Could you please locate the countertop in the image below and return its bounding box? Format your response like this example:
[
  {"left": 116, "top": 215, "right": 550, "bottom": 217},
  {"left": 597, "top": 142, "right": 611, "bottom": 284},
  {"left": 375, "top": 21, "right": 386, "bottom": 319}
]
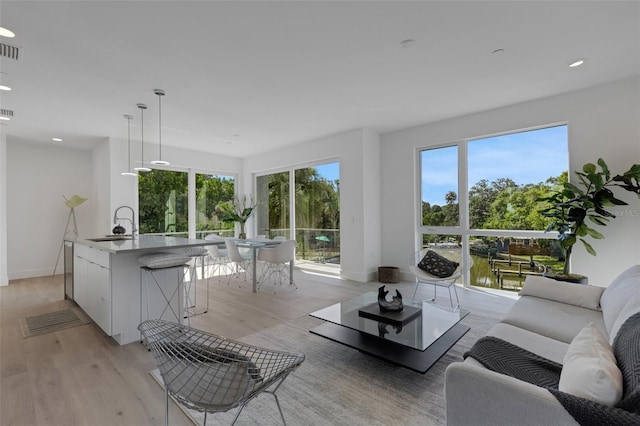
[{"left": 70, "top": 235, "right": 217, "bottom": 254}]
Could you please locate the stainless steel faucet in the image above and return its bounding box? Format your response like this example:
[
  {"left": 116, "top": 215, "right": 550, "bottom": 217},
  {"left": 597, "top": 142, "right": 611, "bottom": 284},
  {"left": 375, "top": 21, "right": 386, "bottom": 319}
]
[{"left": 114, "top": 205, "right": 138, "bottom": 239}]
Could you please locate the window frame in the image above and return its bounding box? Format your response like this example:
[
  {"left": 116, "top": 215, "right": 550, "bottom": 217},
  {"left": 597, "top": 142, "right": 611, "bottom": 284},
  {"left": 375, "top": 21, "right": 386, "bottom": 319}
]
[
  {"left": 416, "top": 123, "right": 568, "bottom": 287},
  {"left": 254, "top": 158, "right": 340, "bottom": 261},
  {"left": 138, "top": 165, "right": 238, "bottom": 239}
]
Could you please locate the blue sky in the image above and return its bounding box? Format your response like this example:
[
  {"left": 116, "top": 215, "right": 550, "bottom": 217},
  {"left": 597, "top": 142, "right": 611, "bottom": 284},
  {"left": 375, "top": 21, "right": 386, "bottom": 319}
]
[
  {"left": 421, "top": 125, "right": 568, "bottom": 205},
  {"left": 316, "top": 162, "right": 340, "bottom": 182}
]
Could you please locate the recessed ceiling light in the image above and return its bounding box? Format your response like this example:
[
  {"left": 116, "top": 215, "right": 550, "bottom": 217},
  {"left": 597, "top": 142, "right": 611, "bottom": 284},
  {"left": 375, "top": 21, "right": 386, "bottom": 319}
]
[
  {"left": 0, "top": 27, "right": 15, "bottom": 38},
  {"left": 52, "top": 137, "right": 63, "bottom": 142},
  {"left": 0, "top": 116, "right": 10, "bottom": 121},
  {"left": 569, "top": 59, "right": 585, "bottom": 68},
  {"left": 399, "top": 39, "right": 416, "bottom": 49},
  {"left": 0, "top": 85, "right": 10, "bottom": 91}
]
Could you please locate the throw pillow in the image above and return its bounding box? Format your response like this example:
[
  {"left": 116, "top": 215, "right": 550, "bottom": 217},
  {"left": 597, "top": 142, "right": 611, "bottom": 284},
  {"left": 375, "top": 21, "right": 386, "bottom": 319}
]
[
  {"left": 518, "top": 276, "right": 604, "bottom": 311},
  {"left": 417, "top": 250, "right": 459, "bottom": 278},
  {"left": 559, "top": 323, "right": 623, "bottom": 406}
]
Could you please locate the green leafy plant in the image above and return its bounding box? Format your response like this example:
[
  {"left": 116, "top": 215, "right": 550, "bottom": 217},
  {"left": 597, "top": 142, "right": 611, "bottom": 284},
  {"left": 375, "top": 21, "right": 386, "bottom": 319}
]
[
  {"left": 215, "top": 195, "right": 257, "bottom": 238},
  {"left": 538, "top": 159, "right": 640, "bottom": 276}
]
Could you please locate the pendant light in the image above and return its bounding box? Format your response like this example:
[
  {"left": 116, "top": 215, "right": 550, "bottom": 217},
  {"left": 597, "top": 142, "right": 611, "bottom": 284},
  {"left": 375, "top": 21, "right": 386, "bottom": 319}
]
[
  {"left": 150, "top": 89, "right": 169, "bottom": 165},
  {"left": 134, "top": 103, "right": 151, "bottom": 172},
  {"left": 121, "top": 114, "right": 137, "bottom": 176}
]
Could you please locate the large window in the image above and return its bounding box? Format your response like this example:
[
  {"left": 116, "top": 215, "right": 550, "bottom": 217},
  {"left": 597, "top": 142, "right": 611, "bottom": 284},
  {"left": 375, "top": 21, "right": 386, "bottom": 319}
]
[
  {"left": 256, "top": 162, "right": 340, "bottom": 264},
  {"left": 139, "top": 169, "right": 188, "bottom": 236},
  {"left": 421, "top": 146, "right": 459, "bottom": 227},
  {"left": 420, "top": 125, "right": 568, "bottom": 290},
  {"left": 195, "top": 173, "right": 235, "bottom": 238},
  {"left": 468, "top": 126, "right": 568, "bottom": 231},
  {"left": 139, "top": 169, "right": 236, "bottom": 238}
]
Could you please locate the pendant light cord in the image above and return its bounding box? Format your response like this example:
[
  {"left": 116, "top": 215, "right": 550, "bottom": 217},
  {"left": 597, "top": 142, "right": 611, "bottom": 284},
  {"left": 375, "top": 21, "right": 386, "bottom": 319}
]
[
  {"left": 127, "top": 116, "right": 131, "bottom": 170},
  {"left": 135, "top": 103, "right": 148, "bottom": 171},
  {"left": 152, "top": 89, "right": 167, "bottom": 165}
]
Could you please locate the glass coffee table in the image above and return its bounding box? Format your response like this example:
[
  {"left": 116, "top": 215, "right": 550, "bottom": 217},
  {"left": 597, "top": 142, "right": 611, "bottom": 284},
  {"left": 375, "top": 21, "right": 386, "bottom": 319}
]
[{"left": 309, "top": 292, "right": 470, "bottom": 373}]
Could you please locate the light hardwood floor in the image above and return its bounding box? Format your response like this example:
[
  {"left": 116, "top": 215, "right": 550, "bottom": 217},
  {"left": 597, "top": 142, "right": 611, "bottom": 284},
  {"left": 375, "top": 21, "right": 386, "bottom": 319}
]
[{"left": 0, "top": 268, "right": 516, "bottom": 426}]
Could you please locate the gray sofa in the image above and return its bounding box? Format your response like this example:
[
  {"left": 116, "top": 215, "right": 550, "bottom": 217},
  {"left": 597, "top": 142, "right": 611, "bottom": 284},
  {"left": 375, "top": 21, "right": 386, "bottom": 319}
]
[{"left": 445, "top": 264, "right": 640, "bottom": 426}]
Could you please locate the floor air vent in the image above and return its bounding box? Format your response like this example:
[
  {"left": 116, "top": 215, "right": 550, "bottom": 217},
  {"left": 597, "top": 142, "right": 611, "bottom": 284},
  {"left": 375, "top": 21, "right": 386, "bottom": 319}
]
[{"left": 0, "top": 42, "right": 22, "bottom": 61}]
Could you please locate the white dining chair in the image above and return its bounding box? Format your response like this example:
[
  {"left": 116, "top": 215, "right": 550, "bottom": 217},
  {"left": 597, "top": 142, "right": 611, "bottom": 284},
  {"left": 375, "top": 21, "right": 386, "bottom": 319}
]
[
  {"left": 225, "top": 238, "right": 253, "bottom": 285},
  {"left": 204, "top": 235, "right": 230, "bottom": 282},
  {"left": 257, "top": 240, "right": 297, "bottom": 291}
]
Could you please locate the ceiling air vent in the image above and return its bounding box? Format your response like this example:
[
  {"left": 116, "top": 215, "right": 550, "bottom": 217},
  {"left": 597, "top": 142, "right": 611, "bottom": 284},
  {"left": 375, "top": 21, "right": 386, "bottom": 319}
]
[
  {"left": 1, "top": 109, "right": 14, "bottom": 118},
  {"left": 0, "top": 42, "right": 22, "bottom": 61}
]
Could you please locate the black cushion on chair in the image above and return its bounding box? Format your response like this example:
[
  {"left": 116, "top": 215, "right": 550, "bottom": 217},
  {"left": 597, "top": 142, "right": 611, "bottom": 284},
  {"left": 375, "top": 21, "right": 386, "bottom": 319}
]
[{"left": 417, "top": 250, "right": 459, "bottom": 278}]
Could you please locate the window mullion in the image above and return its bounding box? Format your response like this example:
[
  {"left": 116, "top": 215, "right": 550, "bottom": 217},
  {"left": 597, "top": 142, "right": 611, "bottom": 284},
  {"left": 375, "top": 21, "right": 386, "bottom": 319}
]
[{"left": 188, "top": 169, "right": 195, "bottom": 239}]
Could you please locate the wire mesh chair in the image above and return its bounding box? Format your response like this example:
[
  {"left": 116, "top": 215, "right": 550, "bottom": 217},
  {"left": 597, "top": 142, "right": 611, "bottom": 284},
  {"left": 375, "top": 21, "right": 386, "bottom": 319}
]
[
  {"left": 408, "top": 246, "right": 473, "bottom": 308},
  {"left": 139, "top": 319, "right": 305, "bottom": 426}
]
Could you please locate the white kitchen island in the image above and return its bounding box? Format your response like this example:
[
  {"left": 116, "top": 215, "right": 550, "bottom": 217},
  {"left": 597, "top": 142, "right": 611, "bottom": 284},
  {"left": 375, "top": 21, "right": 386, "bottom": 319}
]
[{"left": 71, "top": 236, "right": 215, "bottom": 345}]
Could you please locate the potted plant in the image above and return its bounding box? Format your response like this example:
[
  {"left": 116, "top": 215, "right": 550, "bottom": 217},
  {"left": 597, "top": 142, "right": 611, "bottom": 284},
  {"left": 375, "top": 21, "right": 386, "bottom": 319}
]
[
  {"left": 537, "top": 159, "right": 640, "bottom": 281},
  {"left": 215, "top": 195, "right": 257, "bottom": 239}
]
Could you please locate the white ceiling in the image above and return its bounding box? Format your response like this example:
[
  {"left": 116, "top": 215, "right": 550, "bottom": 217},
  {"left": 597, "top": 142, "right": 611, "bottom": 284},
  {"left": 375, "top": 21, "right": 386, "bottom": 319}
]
[{"left": 1, "top": 1, "right": 639, "bottom": 158}]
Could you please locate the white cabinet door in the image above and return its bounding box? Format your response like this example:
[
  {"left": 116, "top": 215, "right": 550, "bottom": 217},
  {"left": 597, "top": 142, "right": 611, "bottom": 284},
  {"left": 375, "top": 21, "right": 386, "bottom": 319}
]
[
  {"left": 93, "top": 263, "right": 112, "bottom": 334},
  {"left": 73, "top": 246, "right": 112, "bottom": 335},
  {"left": 73, "top": 255, "right": 88, "bottom": 310}
]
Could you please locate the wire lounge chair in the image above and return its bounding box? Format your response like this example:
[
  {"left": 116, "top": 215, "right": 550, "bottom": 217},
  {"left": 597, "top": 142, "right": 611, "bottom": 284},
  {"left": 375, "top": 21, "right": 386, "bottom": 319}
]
[
  {"left": 409, "top": 246, "right": 473, "bottom": 308},
  {"left": 139, "top": 319, "right": 305, "bottom": 426}
]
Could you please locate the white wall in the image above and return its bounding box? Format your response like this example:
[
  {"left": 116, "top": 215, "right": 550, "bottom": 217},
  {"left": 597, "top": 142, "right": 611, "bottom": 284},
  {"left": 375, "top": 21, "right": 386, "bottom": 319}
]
[
  {"left": 381, "top": 77, "right": 640, "bottom": 286},
  {"left": 6, "top": 140, "right": 93, "bottom": 279},
  {"left": 0, "top": 132, "right": 8, "bottom": 285},
  {"left": 362, "top": 128, "right": 383, "bottom": 275},
  {"left": 92, "top": 139, "right": 112, "bottom": 236},
  {"left": 244, "top": 128, "right": 383, "bottom": 282}
]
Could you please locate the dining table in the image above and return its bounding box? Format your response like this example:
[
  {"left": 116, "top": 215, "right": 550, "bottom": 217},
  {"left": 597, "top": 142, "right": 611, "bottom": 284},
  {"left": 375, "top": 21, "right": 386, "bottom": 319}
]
[{"left": 210, "top": 237, "right": 294, "bottom": 293}]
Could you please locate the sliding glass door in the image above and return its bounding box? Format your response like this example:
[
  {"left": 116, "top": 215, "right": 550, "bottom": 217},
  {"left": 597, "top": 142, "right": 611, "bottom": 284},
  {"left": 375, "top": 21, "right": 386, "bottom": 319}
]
[
  {"left": 256, "top": 162, "right": 340, "bottom": 264},
  {"left": 256, "top": 171, "right": 290, "bottom": 239}
]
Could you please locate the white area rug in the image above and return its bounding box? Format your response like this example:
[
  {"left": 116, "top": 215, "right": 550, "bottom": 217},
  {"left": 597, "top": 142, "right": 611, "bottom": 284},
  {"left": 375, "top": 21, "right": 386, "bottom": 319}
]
[{"left": 149, "top": 314, "right": 496, "bottom": 425}]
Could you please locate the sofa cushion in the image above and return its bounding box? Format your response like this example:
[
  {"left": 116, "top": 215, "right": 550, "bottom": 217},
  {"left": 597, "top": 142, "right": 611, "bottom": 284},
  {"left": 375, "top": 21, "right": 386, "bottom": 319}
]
[
  {"left": 519, "top": 276, "right": 604, "bottom": 310},
  {"left": 488, "top": 323, "right": 569, "bottom": 364},
  {"left": 417, "top": 250, "right": 459, "bottom": 278},
  {"left": 600, "top": 265, "right": 640, "bottom": 336},
  {"left": 608, "top": 292, "right": 640, "bottom": 345},
  {"left": 559, "top": 323, "right": 623, "bottom": 406},
  {"left": 137, "top": 253, "right": 192, "bottom": 269},
  {"left": 500, "top": 296, "right": 606, "bottom": 344}
]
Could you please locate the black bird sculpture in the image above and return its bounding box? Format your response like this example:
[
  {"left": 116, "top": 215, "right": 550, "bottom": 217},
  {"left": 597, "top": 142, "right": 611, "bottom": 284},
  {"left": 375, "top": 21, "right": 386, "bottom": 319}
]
[{"left": 377, "top": 285, "right": 403, "bottom": 312}]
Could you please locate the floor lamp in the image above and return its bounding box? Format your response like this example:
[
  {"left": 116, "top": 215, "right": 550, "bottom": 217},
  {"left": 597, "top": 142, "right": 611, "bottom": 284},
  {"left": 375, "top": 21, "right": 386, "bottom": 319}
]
[{"left": 53, "top": 195, "right": 87, "bottom": 276}]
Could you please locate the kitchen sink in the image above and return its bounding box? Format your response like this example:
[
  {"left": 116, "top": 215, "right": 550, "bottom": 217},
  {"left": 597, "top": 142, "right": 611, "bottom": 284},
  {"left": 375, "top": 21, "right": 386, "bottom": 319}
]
[{"left": 87, "top": 236, "right": 132, "bottom": 242}]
